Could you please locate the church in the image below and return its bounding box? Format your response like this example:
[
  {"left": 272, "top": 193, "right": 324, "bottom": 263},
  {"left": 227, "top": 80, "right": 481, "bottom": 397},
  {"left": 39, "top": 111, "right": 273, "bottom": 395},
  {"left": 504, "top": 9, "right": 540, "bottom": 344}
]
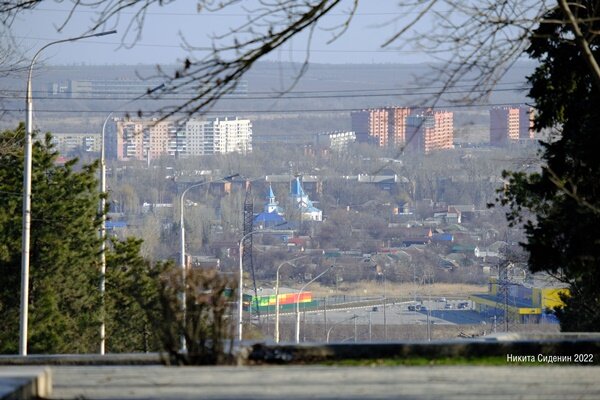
[{"left": 253, "top": 178, "right": 322, "bottom": 228}]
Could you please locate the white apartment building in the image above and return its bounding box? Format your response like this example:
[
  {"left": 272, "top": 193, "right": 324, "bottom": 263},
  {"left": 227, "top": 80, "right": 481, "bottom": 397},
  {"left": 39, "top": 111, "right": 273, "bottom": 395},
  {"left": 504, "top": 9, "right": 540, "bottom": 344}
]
[
  {"left": 185, "top": 117, "right": 252, "bottom": 156},
  {"left": 111, "top": 116, "right": 252, "bottom": 160}
]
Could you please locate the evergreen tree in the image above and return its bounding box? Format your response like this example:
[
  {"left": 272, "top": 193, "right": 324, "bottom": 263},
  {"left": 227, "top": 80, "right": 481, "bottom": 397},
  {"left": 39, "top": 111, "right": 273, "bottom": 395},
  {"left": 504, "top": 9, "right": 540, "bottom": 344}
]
[
  {"left": 0, "top": 124, "right": 235, "bottom": 356},
  {"left": 0, "top": 124, "right": 103, "bottom": 353},
  {"left": 499, "top": 2, "right": 600, "bottom": 330},
  {"left": 104, "top": 237, "right": 166, "bottom": 353}
]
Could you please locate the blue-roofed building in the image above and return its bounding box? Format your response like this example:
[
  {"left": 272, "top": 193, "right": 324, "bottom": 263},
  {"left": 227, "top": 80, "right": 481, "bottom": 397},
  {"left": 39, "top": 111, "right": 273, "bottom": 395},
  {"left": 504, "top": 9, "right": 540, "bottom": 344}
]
[
  {"left": 254, "top": 185, "right": 287, "bottom": 228},
  {"left": 265, "top": 184, "right": 284, "bottom": 215},
  {"left": 106, "top": 221, "right": 127, "bottom": 230},
  {"left": 290, "top": 177, "right": 322, "bottom": 221}
]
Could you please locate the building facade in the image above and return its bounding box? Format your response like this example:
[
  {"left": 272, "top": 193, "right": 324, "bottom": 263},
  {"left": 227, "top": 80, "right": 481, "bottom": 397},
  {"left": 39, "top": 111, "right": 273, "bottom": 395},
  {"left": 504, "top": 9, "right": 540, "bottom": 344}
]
[
  {"left": 48, "top": 79, "right": 248, "bottom": 98},
  {"left": 51, "top": 133, "right": 101, "bottom": 155},
  {"left": 290, "top": 177, "right": 323, "bottom": 222},
  {"left": 351, "top": 108, "right": 389, "bottom": 146},
  {"left": 388, "top": 106, "right": 412, "bottom": 147},
  {"left": 185, "top": 117, "right": 252, "bottom": 156},
  {"left": 111, "top": 116, "right": 252, "bottom": 160},
  {"left": 314, "top": 131, "right": 356, "bottom": 152},
  {"left": 490, "top": 105, "right": 534, "bottom": 146},
  {"left": 115, "top": 120, "right": 145, "bottom": 160},
  {"left": 470, "top": 276, "right": 568, "bottom": 324},
  {"left": 351, "top": 107, "right": 450, "bottom": 151},
  {"left": 405, "top": 109, "right": 454, "bottom": 153}
]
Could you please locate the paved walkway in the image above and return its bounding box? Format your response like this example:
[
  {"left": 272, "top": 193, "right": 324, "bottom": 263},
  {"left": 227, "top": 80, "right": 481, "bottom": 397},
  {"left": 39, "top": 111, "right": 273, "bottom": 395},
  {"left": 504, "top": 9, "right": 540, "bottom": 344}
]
[{"left": 47, "top": 365, "right": 600, "bottom": 399}]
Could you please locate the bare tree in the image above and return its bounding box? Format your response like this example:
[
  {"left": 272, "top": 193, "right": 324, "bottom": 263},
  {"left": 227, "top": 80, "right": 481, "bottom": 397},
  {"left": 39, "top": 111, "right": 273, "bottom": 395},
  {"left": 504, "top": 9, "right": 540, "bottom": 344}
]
[
  {"left": 4, "top": 1, "right": 600, "bottom": 207},
  {"left": 0, "top": 1, "right": 558, "bottom": 118},
  {"left": 0, "top": 22, "right": 27, "bottom": 137}
]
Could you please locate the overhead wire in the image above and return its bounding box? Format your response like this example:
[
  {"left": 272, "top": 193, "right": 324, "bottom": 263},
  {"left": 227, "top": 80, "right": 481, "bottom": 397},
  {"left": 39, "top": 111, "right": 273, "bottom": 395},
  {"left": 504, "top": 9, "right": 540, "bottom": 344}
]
[
  {"left": 11, "top": 34, "right": 443, "bottom": 53},
  {"left": 0, "top": 81, "right": 528, "bottom": 97},
  {"left": 32, "top": 8, "right": 457, "bottom": 18},
  {"left": 0, "top": 86, "right": 528, "bottom": 102},
  {"left": 0, "top": 102, "right": 532, "bottom": 115}
]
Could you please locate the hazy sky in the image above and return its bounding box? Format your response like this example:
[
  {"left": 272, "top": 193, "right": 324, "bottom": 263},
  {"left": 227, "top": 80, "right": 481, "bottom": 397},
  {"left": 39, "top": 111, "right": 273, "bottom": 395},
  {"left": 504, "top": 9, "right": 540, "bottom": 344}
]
[{"left": 11, "top": 1, "right": 440, "bottom": 66}]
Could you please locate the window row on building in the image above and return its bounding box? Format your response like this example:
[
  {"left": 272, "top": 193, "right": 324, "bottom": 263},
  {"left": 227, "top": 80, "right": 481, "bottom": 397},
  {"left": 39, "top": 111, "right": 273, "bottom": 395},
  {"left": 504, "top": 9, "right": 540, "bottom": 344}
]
[
  {"left": 351, "top": 107, "right": 454, "bottom": 153},
  {"left": 109, "top": 117, "right": 252, "bottom": 161},
  {"left": 489, "top": 105, "right": 534, "bottom": 146}
]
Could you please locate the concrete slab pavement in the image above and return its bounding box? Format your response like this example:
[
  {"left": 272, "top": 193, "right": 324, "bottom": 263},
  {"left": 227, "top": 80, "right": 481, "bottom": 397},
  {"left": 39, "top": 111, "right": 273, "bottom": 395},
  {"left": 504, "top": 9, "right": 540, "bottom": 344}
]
[
  {"left": 0, "top": 367, "right": 52, "bottom": 400},
  {"left": 47, "top": 365, "right": 600, "bottom": 400}
]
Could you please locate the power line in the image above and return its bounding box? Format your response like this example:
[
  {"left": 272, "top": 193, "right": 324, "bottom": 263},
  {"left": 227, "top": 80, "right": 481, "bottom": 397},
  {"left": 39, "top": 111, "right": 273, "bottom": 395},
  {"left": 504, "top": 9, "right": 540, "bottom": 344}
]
[
  {"left": 11, "top": 34, "right": 435, "bottom": 53},
  {"left": 0, "top": 86, "right": 528, "bottom": 102},
  {"left": 0, "top": 81, "right": 528, "bottom": 97},
  {"left": 33, "top": 8, "right": 456, "bottom": 18},
  {"left": 1, "top": 102, "right": 532, "bottom": 115}
]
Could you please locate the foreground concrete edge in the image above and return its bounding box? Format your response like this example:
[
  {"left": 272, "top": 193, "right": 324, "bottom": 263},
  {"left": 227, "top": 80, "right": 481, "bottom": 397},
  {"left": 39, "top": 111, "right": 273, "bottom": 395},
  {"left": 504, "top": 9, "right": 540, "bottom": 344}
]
[{"left": 0, "top": 367, "right": 51, "bottom": 400}]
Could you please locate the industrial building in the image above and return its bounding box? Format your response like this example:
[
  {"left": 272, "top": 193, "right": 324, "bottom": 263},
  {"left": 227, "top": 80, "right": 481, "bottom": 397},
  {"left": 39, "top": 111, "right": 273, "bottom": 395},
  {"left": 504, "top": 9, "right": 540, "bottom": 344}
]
[{"left": 469, "top": 275, "right": 568, "bottom": 324}]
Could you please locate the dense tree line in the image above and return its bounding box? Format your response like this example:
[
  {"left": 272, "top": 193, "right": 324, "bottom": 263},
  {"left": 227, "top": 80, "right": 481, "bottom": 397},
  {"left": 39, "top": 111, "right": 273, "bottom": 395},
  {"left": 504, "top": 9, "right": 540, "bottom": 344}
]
[
  {"left": 499, "top": 2, "right": 600, "bottom": 330},
  {"left": 0, "top": 125, "right": 233, "bottom": 355}
]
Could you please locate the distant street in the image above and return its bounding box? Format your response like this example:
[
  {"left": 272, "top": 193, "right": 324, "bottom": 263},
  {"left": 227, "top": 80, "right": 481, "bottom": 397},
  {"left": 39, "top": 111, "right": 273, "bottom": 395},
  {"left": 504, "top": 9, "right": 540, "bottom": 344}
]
[{"left": 273, "top": 299, "right": 487, "bottom": 327}]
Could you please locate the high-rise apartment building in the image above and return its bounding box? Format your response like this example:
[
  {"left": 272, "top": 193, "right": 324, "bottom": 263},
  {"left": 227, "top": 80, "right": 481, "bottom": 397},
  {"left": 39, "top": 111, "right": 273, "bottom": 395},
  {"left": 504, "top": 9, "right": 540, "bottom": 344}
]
[
  {"left": 389, "top": 107, "right": 411, "bottom": 147},
  {"left": 490, "top": 105, "right": 534, "bottom": 146},
  {"left": 115, "top": 119, "right": 175, "bottom": 161},
  {"left": 519, "top": 106, "right": 534, "bottom": 140},
  {"left": 115, "top": 120, "right": 144, "bottom": 160},
  {"left": 351, "top": 107, "right": 426, "bottom": 149},
  {"left": 405, "top": 110, "right": 454, "bottom": 153},
  {"left": 185, "top": 117, "right": 252, "bottom": 156},
  {"left": 351, "top": 108, "right": 389, "bottom": 146},
  {"left": 146, "top": 121, "right": 176, "bottom": 161},
  {"left": 112, "top": 117, "right": 252, "bottom": 160}
]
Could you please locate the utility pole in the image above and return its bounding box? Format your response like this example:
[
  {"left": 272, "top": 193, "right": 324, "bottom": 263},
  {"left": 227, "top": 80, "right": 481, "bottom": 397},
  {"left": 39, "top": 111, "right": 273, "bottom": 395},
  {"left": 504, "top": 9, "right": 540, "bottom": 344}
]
[
  {"left": 323, "top": 297, "right": 327, "bottom": 340},
  {"left": 20, "top": 30, "right": 117, "bottom": 356}
]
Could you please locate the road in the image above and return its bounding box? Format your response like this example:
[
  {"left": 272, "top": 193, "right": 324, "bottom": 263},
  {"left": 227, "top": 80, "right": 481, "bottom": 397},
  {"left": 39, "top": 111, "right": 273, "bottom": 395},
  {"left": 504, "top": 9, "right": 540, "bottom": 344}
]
[{"left": 273, "top": 299, "right": 487, "bottom": 328}]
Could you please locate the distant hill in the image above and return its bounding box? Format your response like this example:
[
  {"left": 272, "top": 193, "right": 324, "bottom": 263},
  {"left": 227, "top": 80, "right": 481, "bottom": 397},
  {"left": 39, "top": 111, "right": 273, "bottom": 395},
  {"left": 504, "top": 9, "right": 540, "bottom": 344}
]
[{"left": 1, "top": 61, "right": 534, "bottom": 139}]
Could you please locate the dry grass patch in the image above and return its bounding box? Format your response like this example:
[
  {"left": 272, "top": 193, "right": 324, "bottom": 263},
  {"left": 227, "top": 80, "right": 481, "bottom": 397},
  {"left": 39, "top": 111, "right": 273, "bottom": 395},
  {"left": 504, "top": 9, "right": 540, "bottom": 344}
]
[{"left": 307, "top": 281, "right": 487, "bottom": 298}]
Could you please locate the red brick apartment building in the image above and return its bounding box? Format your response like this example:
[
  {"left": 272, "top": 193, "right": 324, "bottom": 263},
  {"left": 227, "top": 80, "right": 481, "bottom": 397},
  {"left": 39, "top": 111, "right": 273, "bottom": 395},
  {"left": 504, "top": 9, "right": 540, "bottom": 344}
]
[
  {"left": 116, "top": 119, "right": 174, "bottom": 161},
  {"left": 351, "top": 107, "right": 453, "bottom": 153},
  {"left": 351, "top": 108, "right": 390, "bottom": 146},
  {"left": 405, "top": 109, "right": 454, "bottom": 154},
  {"left": 490, "top": 105, "right": 534, "bottom": 146}
]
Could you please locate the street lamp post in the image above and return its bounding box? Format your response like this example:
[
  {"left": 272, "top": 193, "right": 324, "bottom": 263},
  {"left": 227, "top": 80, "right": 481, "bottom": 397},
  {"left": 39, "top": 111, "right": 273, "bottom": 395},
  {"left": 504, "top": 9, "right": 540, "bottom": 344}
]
[
  {"left": 20, "top": 30, "right": 117, "bottom": 356},
  {"left": 98, "top": 82, "right": 164, "bottom": 355},
  {"left": 274, "top": 255, "right": 308, "bottom": 343},
  {"left": 326, "top": 314, "right": 358, "bottom": 343},
  {"left": 98, "top": 111, "right": 113, "bottom": 356},
  {"left": 178, "top": 174, "right": 238, "bottom": 351},
  {"left": 295, "top": 265, "right": 333, "bottom": 344},
  {"left": 238, "top": 229, "right": 294, "bottom": 341}
]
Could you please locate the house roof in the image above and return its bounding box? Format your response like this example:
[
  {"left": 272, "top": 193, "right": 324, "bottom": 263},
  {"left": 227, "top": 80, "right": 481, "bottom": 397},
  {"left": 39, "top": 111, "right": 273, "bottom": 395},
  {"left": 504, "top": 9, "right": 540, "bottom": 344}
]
[
  {"left": 254, "top": 212, "right": 285, "bottom": 224},
  {"left": 106, "top": 221, "right": 127, "bottom": 229}
]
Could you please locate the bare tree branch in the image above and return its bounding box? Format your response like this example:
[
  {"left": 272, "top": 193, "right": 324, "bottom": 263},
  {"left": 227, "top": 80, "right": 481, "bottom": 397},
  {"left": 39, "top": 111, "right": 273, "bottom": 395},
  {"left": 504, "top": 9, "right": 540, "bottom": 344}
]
[
  {"left": 545, "top": 166, "right": 600, "bottom": 214},
  {"left": 558, "top": 0, "right": 600, "bottom": 91}
]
